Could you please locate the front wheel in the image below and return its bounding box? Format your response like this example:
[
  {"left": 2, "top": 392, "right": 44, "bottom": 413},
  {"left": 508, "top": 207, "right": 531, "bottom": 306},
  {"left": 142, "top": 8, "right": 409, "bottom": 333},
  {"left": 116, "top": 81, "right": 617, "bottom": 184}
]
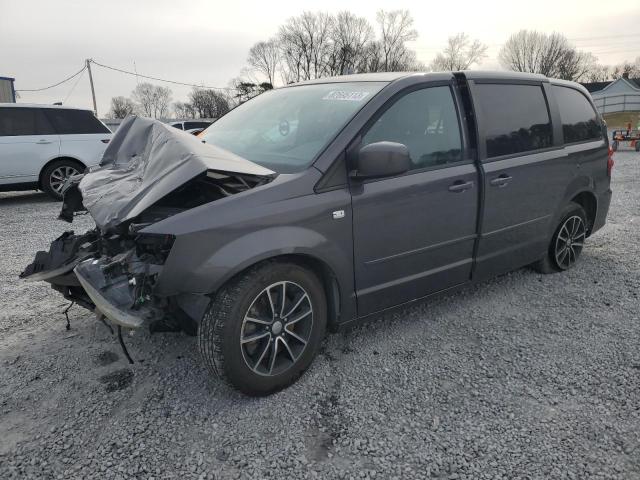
[
  {"left": 533, "top": 202, "right": 587, "bottom": 274},
  {"left": 41, "top": 159, "right": 83, "bottom": 200},
  {"left": 198, "top": 261, "right": 327, "bottom": 396}
]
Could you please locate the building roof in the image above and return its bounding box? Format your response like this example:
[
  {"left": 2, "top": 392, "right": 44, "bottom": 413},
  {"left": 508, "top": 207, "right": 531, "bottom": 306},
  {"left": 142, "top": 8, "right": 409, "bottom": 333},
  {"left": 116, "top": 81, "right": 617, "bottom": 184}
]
[
  {"left": 581, "top": 77, "right": 640, "bottom": 93},
  {"left": 581, "top": 81, "right": 613, "bottom": 93}
]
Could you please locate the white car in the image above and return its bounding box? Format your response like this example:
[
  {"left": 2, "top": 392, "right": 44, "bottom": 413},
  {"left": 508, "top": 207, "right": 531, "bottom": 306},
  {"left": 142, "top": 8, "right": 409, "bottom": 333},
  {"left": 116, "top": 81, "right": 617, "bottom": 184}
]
[{"left": 0, "top": 104, "right": 112, "bottom": 199}]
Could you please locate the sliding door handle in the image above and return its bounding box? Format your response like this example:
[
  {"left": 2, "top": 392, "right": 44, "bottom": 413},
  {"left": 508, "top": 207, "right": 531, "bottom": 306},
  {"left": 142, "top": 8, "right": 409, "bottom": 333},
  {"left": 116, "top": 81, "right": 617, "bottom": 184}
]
[
  {"left": 490, "top": 175, "right": 512, "bottom": 187},
  {"left": 448, "top": 180, "right": 474, "bottom": 192}
]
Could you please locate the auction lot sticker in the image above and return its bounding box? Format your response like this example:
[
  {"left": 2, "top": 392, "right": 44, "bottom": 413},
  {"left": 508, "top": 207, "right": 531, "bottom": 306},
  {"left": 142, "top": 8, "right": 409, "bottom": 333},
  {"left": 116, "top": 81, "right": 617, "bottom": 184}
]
[{"left": 323, "top": 91, "right": 370, "bottom": 101}]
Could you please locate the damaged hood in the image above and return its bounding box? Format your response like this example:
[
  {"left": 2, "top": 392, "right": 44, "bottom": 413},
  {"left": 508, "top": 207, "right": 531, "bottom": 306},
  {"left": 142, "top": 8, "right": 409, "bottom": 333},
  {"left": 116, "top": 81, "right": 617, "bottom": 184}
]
[{"left": 75, "top": 116, "right": 274, "bottom": 230}]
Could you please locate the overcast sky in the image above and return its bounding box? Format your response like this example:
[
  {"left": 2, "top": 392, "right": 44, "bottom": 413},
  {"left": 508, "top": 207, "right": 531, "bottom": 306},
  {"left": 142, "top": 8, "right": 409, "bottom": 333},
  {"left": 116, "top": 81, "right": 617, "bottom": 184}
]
[{"left": 2, "top": 0, "right": 638, "bottom": 116}]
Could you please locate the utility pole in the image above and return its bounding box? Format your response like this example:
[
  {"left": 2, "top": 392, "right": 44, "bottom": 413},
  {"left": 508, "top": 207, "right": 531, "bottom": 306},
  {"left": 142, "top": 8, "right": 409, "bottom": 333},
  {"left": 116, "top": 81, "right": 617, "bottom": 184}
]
[{"left": 86, "top": 58, "right": 98, "bottom": 117}]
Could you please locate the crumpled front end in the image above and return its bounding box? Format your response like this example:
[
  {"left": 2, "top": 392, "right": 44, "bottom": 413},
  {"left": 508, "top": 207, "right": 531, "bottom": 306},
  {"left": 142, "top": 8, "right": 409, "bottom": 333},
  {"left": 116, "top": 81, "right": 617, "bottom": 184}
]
[
  {"left": 21, "top": 228, "right": 178, "bottom": 330},
  {"left": 73, "top": 235, "right": 172, "bottom": 329},
  {"left": 20, "top": 116, "right": 275, "bottom": 332}
]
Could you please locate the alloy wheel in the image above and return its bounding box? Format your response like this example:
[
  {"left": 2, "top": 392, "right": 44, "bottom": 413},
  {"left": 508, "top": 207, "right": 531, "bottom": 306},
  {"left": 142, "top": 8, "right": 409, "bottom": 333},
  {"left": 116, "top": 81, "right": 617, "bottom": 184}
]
[
  {"left": 554, "top": 215, "right": 586, "bottom": 270},
  {"left": 240, "top": 281, "right": 313, "bottom": 376},
  {"left": 49, "top": 165, "right": 80, "bottom": 194}
]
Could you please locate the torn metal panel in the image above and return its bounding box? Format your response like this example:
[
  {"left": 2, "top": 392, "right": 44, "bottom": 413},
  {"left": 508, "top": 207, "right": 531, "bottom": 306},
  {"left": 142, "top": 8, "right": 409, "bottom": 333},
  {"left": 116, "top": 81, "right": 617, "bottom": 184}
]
[
  {"left": 20, "top": 230, "right": 97, "bottom": 282},
  {"left": 75, "top": 116, "right": 275, "bottom": 231}
]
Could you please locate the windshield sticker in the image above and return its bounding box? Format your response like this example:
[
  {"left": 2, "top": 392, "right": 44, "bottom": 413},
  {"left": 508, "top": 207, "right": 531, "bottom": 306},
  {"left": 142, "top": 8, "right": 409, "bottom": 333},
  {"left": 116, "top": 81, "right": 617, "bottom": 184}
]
[{"left": 322, "top": 91, "right": 370, "bottom": 101}]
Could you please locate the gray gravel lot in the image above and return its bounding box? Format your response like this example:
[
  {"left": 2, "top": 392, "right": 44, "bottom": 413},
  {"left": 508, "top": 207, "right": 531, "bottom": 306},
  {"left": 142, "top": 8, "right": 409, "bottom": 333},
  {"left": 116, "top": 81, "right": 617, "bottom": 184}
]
[{"left": 1, "top": 150, "right": 639, "bottom": 480}]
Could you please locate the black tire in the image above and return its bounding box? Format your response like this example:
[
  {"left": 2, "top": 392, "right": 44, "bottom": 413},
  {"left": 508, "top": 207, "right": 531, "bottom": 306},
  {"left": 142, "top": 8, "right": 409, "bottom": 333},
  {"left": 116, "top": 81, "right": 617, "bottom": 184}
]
[
  {"left": 199, "top": 261, "right": 327, "bottom": 396},
  {"left": 41, "top": 159, "right": 84, "bottom": 200},
  {"left": 635, "top": 141, "right": 640, "bottom": 152},
  {"left": 533, "top": 202, "right": 587, "bottom": 274},
  {"left": 611, "top": 140, "right": 618, "bottom": 151}
]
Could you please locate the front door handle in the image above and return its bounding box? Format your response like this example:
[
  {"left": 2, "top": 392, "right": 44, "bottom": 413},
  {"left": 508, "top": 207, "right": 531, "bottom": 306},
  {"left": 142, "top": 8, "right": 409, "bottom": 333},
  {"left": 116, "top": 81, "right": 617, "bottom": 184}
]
[
  {"left": 448, "top": 180, "right": 474, "bottom": 193},
  {"left": 490, "top": 175, "right": 512, "bottom": 187},
  {"left": 36, "top": 139, "right": 52, "bottom": 144}
]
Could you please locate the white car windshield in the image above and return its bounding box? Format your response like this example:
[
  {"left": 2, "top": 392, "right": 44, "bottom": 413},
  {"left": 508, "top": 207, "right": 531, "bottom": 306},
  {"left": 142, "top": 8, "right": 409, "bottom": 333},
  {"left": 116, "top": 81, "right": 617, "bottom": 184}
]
[{"left": 200, "top": 82, "right": 386, "bottom": 173}]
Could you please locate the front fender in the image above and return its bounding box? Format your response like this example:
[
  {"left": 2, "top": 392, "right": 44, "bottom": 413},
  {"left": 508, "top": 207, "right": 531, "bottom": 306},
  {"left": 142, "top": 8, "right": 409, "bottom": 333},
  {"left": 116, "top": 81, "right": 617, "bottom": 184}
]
[{"left": 155, "top": 225, "right": 351, "bottom": 298}]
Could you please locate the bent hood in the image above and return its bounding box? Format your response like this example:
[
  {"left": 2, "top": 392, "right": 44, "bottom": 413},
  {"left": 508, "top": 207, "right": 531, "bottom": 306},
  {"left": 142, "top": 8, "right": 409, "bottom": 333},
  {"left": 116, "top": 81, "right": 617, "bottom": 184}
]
[{"left": 73, "top": 116, "right": 274, "bottom": 230}]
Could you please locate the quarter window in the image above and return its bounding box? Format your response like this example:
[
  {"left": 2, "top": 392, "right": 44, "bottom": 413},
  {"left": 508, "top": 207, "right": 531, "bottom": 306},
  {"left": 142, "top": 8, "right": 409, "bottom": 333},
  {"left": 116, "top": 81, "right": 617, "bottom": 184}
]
[
  {"left": 0, "top": 108, "right": 55, "bottom": 136},
  {"left": 552, "top": 85, "right": 602, "bottom": 143},
  {"left": 475, "top": 84, "right": 552, "bottom": 158},
  {"left": 362, "top": 86, "right": 463, "bottom": 171},
  {"left": 44, "top": 109, "right": 110, "bottom": 134}
]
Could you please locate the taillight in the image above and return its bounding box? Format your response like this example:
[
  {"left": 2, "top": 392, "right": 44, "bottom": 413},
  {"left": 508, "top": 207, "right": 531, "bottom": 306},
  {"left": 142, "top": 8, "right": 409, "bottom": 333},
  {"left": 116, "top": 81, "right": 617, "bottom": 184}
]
[{"left": 607, "top": 146, "right": 614, "bottom": 177}]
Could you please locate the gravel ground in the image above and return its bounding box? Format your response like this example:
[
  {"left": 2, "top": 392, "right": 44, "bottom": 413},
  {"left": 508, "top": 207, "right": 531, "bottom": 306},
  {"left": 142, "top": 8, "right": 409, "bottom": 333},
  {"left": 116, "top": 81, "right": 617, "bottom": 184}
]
[{"left": 1, "top": 150, "right": 639, "bottom": 480}]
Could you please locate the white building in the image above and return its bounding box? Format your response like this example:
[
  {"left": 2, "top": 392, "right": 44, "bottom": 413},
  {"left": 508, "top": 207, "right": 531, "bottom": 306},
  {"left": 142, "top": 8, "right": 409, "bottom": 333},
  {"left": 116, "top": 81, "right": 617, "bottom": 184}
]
[{"left": 583, "top": 75, "right": 640, "bottom": 115}]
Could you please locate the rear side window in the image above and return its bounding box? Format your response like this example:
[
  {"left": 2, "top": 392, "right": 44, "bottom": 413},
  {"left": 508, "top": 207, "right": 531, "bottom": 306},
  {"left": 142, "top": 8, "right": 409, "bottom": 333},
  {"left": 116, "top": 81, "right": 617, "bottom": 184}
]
[
  {"left": 475, "top": 84, "right": 552, "bottom": 158},
  {"left": 552, "top": 86, "right": 602, "bottom": 143},
  {"left": 44, "top": 109, "right": 110, "bottom": 134},
  {"left": 362, "top": 86, "right": 463, "bottom": 171},
  {"left": 0, "top": 108, "right": 55, "bottom": 136}
]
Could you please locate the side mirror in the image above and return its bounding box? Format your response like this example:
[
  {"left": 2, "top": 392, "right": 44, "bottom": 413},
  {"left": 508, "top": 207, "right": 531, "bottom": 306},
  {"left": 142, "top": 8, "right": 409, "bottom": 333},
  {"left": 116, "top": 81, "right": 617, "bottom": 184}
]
[{"left": 351, "top": 141, "right": 411, "bottom": 179}]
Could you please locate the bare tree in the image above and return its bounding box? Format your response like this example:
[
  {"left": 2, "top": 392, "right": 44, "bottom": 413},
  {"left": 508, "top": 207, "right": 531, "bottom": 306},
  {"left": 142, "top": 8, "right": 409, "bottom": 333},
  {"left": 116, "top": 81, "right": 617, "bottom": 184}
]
[
  {"left": 230, "top": 79, "right": 273, "bottom": 105},
  {"left": 107, "top": 96, "right": 136, "bottom": 119},
  {"left": 325, "top": 11, "right": 373, "bottom": 75},
  {"left": 154, "top": 86, "right": 172, "bottom": 118},
  {"left": 189, "top": 88, "right": 230, "bottom": 118},
  {"left": 278, "top": 11, "right": 334, "bottom": 81},
  {"left": 584, "top": 63, "right": 612, "bottom": 83},
  {"left": 173, "top": 101, "right": 195, "bottom": 119},
  {"left": 247, "top": 39, "right": 280, "bottom": 86},
  {"left": 611, "top": 58, "right": 640, "bottom": 79},
  {"left": 376, "top": 10, "right": 418, "bottom": 71},
  {"left": 132, "top": 83, "right": 172, "bottom": 119},
  {"left": 557, "top": 50, "right": 597, "bottom": 82},
  {"left": 429, "top": 33, "right": 488, "bottom": 71},
  {"left": 498, "top": 30, "right": 594, "bottom": 81},
  {"left": 131, "top": 83, "right": 155, "bottom": 117},
  {"left": 240, "top": 9, "right": 424, "bottom": 84}
]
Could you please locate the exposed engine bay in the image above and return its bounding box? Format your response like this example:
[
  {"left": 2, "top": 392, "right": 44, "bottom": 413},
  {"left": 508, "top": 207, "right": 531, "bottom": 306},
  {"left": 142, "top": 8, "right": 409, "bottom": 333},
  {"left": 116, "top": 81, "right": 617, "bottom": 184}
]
[{"left": 20, "top": 116, "right": 275, "bottom": 349}]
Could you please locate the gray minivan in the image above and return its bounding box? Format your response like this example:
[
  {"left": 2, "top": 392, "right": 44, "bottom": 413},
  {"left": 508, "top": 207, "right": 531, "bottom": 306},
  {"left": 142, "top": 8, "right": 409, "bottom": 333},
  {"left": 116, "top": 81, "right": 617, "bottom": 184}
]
[{"left": 22, "top": 71, "right": 612, "bottom": 395}]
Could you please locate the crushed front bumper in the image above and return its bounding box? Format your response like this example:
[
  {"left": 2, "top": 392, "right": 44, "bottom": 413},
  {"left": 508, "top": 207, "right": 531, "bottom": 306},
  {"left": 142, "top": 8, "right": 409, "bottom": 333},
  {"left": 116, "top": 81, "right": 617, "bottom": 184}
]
[
  {"left": 21, "top": 227, "right": 203, "bottom": 334},
  {"left": 75, "top": 261, "right": 145, "bottom": 329},
  {"left": 73, "top": 254, "right": 164, "bottom": 329}
]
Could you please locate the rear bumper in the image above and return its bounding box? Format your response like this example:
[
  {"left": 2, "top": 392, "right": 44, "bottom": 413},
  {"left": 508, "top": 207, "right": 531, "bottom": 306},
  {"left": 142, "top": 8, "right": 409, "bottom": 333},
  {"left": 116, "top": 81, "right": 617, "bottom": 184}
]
[{"left": 592, "top": 188, "right": 612, "bottom": 234}]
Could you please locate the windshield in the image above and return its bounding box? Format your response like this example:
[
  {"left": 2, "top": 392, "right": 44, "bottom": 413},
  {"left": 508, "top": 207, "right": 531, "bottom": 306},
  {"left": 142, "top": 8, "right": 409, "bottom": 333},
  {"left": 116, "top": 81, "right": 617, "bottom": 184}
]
[{"left": 200, "top": 82, "right": 386, "bottom": 173}]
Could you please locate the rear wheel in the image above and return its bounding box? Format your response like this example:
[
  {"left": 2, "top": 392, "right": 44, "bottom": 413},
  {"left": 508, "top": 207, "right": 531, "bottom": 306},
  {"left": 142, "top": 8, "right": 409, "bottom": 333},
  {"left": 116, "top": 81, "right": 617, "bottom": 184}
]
[
  {"left": 533, "top": 202, "right": 587, "bottom": 274},
  {"left": 611, "top": 140, "right": 619, "bottom": 151},
  {"left": 41, "top": 159, "right": 83, "bottom": 200},
  {"left": 635, "top": 141, "right": 640, "bottom": 152},
  {"left": 198, "top": 261, "right": 327, "bottom": 396}
]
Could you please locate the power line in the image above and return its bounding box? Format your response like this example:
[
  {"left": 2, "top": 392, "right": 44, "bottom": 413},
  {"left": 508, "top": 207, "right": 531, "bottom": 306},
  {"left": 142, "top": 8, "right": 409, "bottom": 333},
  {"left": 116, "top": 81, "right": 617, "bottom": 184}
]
[
  {"left": 90, "top": 59, "right": 234, "bottom": 91},
  {"left": 62, "top": 68, "right": 85, "bottom": 104},
  {"left": 569, "top": 33, "right": 640, "bottom": 42},
  {"left": 15, "top": 65, "right": 86, "bottom": 92}
]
